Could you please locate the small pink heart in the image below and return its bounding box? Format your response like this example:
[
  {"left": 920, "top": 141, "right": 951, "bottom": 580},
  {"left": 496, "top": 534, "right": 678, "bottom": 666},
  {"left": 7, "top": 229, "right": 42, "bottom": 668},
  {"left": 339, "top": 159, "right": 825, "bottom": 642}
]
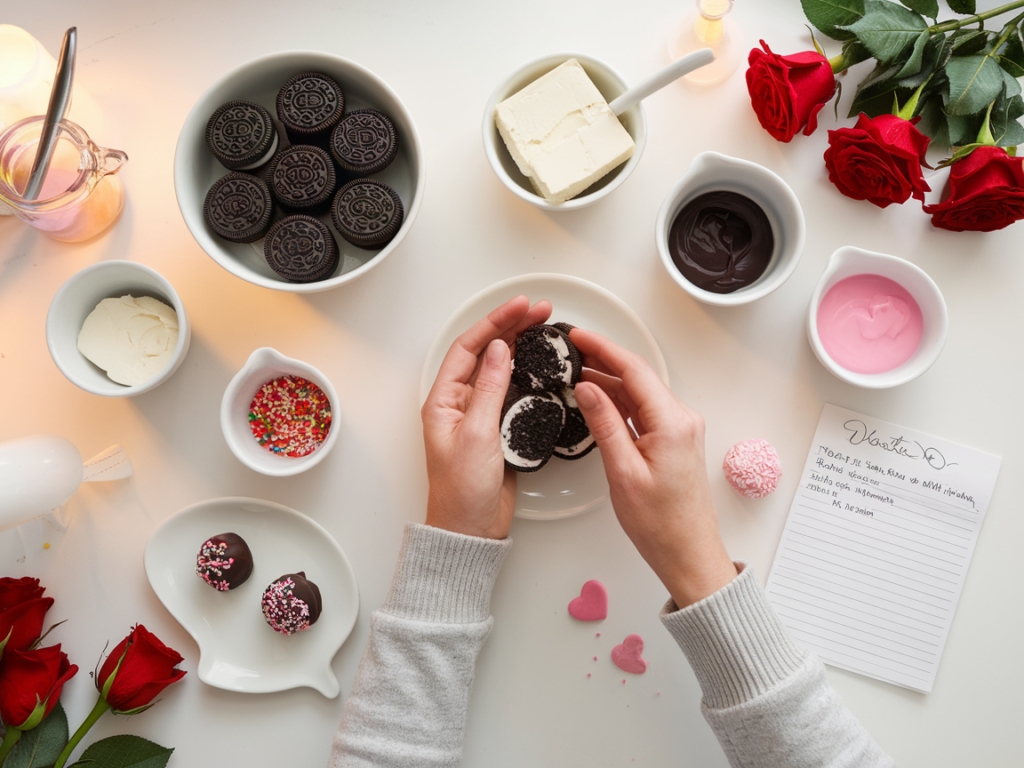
[
  {"left": 568, "top": 580, "right": 608, "bottom": 622},
  {"left": 611, "top": 634, "right": 648, "bottom": 675}
]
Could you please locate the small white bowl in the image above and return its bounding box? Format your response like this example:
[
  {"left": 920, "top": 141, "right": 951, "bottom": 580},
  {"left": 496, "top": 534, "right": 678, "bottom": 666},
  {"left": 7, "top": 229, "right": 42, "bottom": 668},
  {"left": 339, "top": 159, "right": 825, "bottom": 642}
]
[
  {"left": 221, "top": 347, "right": 339, "bottom": 476},
  {"left": 46, "top": 261, "right": 191, "bottom": 397},
  {"left": 174, "top": 51, "right": 425, "bottom": 293},
  {"left": 656, "top": 151, "right": 805, "bottom": 306},
  {"left": 482, "top": 52, "right": 647, "bottom": 211},
  {"left": 807, "top": 246, "right": 948, "bottom": 389}
]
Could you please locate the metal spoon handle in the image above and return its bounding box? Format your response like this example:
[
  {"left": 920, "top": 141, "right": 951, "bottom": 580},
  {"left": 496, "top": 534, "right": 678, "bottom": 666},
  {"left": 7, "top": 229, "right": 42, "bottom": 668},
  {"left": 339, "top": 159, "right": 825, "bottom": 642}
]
[{"left": 23, "top": 27, "right": 77, "bottom": 202}]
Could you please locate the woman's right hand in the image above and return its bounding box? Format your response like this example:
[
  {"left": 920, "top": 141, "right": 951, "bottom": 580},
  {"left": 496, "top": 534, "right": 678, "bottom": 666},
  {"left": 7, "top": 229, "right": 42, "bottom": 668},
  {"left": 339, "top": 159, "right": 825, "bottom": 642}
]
[{"left": 570, "top": 328, "right": 738, "bottom": 608}]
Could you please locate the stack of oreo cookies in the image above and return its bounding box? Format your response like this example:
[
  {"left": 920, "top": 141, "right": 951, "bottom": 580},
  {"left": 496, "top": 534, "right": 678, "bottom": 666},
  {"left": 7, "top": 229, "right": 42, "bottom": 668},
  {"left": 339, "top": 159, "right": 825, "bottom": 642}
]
[
  {"left": 502, "top": 323, "right": 596, "bottom": 473},
  {"left": 201, "top": 71, "right": 406, "bottom": 284}
]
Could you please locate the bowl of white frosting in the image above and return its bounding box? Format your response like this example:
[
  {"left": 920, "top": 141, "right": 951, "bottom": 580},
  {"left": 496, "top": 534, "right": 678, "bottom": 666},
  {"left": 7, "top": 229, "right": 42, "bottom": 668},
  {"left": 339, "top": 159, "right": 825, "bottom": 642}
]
[{"left": 46, "top": 261, "right": 191, "bottom": 397}]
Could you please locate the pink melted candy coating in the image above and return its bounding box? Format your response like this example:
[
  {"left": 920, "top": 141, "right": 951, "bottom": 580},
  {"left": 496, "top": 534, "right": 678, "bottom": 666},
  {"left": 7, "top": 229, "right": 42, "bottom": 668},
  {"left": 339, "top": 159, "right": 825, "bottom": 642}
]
[
  {"left": 723, "top": 439, "right": 781, "bottom": 499},
  {"left": 817, "top": 274, "right": 923, "bottom": 374}
]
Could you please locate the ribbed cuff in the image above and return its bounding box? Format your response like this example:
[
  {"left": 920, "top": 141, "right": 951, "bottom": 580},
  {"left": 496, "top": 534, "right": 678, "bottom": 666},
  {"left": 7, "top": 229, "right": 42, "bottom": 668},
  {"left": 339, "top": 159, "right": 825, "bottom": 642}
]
[
  {"left": 660, "top": 562, "right": 809, "bottom": 710},
  {"left": 381, "top": 523, "right": 512, "bottom": 624}
]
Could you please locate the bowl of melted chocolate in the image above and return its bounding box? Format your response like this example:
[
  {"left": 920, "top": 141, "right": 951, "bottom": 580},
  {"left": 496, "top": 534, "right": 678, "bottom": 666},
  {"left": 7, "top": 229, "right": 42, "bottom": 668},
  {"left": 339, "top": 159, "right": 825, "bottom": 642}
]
[{"left": 656, "top": 152, "right": 805, "bottom": 306}]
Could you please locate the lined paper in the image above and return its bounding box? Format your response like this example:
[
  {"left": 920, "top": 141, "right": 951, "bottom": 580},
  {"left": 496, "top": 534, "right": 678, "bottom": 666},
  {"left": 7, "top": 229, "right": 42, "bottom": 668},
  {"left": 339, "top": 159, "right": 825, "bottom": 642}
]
[{"left": 765, "top": 404, "right": 1001, "bottom": 693}]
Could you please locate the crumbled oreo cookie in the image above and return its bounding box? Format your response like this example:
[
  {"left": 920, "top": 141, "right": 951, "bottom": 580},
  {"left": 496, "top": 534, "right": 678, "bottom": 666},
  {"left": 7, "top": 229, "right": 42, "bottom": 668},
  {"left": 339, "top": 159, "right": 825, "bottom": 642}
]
[
  {"left": 500, "top": 386, "right": 566, "bottom": 473},
  {"left": 511, "top": 324, "right": 582, "bottom": 393},
  {"left": 553, "top": 386, "right": 596, "bottom": 460}
]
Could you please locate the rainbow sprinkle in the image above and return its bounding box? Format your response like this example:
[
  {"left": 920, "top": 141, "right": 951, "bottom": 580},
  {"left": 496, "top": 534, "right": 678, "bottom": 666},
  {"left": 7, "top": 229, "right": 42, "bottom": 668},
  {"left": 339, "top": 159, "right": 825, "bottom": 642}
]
[{"left": 248, "top": 375, "right": 332, "bottom": 458}]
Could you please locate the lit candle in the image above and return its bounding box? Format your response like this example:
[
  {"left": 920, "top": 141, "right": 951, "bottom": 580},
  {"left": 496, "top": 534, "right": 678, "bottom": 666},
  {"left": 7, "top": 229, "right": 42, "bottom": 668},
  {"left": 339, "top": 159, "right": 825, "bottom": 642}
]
[{"left": 669, "top": 0, "right": 744, "bottom": 85}]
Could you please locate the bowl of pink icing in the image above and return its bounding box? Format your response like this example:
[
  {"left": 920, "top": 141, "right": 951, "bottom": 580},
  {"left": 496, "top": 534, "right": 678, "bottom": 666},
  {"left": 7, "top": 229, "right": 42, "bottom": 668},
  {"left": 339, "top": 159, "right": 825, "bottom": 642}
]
[{"left": 807, "top": 247, "right": 947, "bottom": 389}]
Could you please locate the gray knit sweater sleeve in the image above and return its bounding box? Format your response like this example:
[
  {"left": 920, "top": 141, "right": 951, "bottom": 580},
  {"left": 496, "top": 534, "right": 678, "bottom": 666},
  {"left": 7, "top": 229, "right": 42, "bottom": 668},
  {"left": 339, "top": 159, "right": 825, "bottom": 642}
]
[
  {"left": 327, "top": 523, "right": 511, "bottom": 768},
  {"left": 660, "top": 563, "right": 895, "bottom": 768}
]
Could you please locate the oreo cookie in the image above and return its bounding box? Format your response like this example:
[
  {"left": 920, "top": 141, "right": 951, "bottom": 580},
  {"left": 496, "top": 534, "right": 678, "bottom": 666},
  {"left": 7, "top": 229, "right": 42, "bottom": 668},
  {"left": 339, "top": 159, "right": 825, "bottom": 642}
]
[
  {"left": 264, "top": 215, "right": 339, "bottom": 283},
  {"left": 500, "top": 386, "right": 566, "bottom": 473},
  {"left": 329, "top": 108, "right": 398, "bottom": 177},
  {"left": 276, "top": 72, "right": 345, "bottom": 146},
  {"left": 269, "top": 145, "right": 337, "bottom": 214},
  {"left": 205, "top": 100, "right": 279, "bottom": 171},
  {"left": 331, "top": 179, "right": 404, "bottom": 250},
  {"left": 553, "top": 386, "right": 596, "bottom": 460},
  {"left": 511, "top": 324, "right": 583, "bottom": 393},
  {"left": 552, "top": 322, "right": 576, "bottom": 336},
  {"left": 203, "top": 172, "right": 274, "bottom": 243}
]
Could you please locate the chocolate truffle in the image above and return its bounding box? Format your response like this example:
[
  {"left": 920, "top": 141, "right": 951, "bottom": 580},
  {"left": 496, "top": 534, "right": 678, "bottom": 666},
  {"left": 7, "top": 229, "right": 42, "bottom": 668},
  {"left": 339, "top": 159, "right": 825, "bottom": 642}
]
[
  {"left": 205, "top": 100, "right": 279, "bottom": 171},
  {"left": 329, "top": 108, "right": 398, "bottom": 177},
  {"left": 269, "top": 144, "right": 337, "bottom": 214},
  {"left": 330, "top": 178, "right": 404, "bottom": 250},
  {"left": 264, "top": 214, "right": 339, "bottom": 283},
  {"left": 203, "top": 172, "right": 275, "bottom": 243},
  {"left": 276, "top": 72, "right": 345, "bottom": 147},
  {"left": 511, "top": 324, "right": 582, "bottom": 393},
  {"left": 553, "top": 386, "right": 596, "bottom": 460},
  {"left": 261, "top": 572, "right": 323, "bottom": 635},
  {"left": 195, "top": 533, "right": 254, "bottom": 591},
  {"left": 500, "top": 386, "right": 565, "bottom": 473}
]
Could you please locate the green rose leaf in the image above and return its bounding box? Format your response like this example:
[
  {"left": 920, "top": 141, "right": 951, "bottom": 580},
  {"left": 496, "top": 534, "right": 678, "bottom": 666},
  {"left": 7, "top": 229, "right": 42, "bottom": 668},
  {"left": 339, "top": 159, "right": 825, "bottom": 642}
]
[
  {"left": 947, "top": 0, "right": 976, "bottom": 14},
  {"left": 945, "top": 54, "right": 1005, "bottom": 114},
  {"left": 945, "top": 110, "right": 983, "bottom": 145},
  {"left": 801, "top": 0, "right": 865, "bottom": 41},
  {"left": 898, "top": 0, "right": 938, "bottom": 19},
  {"left": 992, "top": 93, "right": 1024, "bottom": 146},
  {"left": 950, "top": 29, "right": 991, "bottom": 57},
  {"left": 3, "top": 703, "right": 69, "bottom": 768},
  {"left": 64, "top": 736, "right": 172, "bottom": 768},
  {"left": 896, "top": 30, "right": 931, "bottom": 77},
  {"left": 999, "top": 31, "right": 1024, "bottom": 78},
  {"left": 844, "top": 0, "right": 928, "bottom": 64}
]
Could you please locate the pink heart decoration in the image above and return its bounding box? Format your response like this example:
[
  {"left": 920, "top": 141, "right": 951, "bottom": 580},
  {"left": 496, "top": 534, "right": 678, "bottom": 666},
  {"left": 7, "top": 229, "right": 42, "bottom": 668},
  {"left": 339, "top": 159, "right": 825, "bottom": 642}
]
[
  {"left": 611, "top": 634, "right": 648, "bottom": 675},
  {"left": 568, "top": 580, "right": 608, "bottom": 622}
]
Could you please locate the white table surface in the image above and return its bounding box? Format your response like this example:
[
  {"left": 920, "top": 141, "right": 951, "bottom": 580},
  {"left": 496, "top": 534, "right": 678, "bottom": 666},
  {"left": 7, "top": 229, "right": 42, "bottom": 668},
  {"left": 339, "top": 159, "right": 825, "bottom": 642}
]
[{"left": 1, "top": 1, "right": 1021, "bottom": 765}]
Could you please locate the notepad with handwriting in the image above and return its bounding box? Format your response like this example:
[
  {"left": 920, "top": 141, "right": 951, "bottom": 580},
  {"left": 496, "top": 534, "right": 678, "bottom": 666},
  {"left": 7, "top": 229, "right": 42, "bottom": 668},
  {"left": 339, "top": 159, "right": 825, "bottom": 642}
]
[{"left": 764, "top": 404, "right": 1001, "bottom": 693}]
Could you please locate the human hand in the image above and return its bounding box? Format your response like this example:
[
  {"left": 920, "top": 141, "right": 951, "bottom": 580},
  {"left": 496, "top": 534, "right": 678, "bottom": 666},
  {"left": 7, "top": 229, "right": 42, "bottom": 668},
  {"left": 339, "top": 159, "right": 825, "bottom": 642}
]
[
  {"left": 570, "top": 329, "right": 737, "bottom": 608},
  {"left": 422, "top": 295, "right": 552, "bottom": 539}
]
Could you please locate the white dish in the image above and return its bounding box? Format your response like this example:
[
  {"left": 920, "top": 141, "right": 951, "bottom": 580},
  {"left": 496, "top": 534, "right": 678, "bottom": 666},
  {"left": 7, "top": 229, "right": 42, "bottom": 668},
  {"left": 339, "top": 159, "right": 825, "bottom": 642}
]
[
  {"left": 144, "top": 497, "right": 359, "bottom": 697},
  {"left": 173, "top": 51, "right": 424, "bottom": 293},
  {"left": 420, "top": 273, "right": 668, "bottom": 520}
]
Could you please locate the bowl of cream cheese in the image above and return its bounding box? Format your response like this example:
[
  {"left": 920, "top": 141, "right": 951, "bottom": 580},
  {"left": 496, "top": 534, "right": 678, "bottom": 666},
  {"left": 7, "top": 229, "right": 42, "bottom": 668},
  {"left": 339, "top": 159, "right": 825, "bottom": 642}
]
[{"left": 46, "top": 261, "right": 191, "bottom": 397}]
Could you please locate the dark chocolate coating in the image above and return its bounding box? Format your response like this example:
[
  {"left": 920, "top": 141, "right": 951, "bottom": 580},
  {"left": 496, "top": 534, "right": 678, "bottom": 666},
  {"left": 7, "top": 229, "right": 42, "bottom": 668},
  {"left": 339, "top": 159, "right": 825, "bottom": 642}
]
[
  {"left": 205, "top": 100, "right": 278, "bottom": 171},
  {"left": 264, "top": 214, "right": 339, "bottom": 283},
  {"left": 196, "top": 532, "right": 254, "bottom": 591},
  {"left": 553, "top": 387, "right": 596, "bottom": 460},
  {"left": 668, "top": 191, "right": 774, "bottom": 294},
  {"left": 501, "top": 387, "right": 565, "bottom": 473},
  {"left": 277, "top": 72, "right": 345, "bottom": 146},
  {"left": 261, "top": 571, "right": 323, "bottom": 635},
  {"left": 329, "top": 108, "right": 398, "bottom": 176},
  {"left": 269, "top": 145, "right": 337, "bottom": 214},
  {"left": 511, "top": 325, "right": 582, "bottom": 393},
  {"left": 203, "top": 173, "right": 274, "bottom": 243},
  {"left": 331, "top": 179, "right": 404, "bottom": 250}
]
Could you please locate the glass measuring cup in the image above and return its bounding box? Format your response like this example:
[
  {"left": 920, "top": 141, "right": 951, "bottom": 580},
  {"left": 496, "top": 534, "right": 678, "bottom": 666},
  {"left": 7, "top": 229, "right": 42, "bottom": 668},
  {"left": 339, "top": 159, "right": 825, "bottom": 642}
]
[{"left": 0, "top": 116, "right": 127, "bottom": 242}]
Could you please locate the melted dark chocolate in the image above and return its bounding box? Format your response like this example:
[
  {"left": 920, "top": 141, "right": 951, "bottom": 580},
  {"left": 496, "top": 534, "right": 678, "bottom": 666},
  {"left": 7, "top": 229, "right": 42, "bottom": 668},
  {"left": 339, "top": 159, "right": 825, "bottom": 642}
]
[{"left": 668, "top": 191, "right": 774, "bottom": 294}]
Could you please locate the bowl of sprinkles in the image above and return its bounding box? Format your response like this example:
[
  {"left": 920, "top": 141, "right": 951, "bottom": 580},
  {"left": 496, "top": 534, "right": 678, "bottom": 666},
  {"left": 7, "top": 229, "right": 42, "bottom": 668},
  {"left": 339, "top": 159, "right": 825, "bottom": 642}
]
[{"left": 220, "top": 347, "right": 339, "bottom": 476}]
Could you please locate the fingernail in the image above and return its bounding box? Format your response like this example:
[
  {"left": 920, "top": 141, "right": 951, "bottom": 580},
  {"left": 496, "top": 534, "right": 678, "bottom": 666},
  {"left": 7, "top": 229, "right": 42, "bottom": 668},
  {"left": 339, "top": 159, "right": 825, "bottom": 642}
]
[
  {"left": 486, "top": 339, "right": 506, "bottom": 365},
  {"left": 574, "top": 382, "right": 597, "bottom": 409}
]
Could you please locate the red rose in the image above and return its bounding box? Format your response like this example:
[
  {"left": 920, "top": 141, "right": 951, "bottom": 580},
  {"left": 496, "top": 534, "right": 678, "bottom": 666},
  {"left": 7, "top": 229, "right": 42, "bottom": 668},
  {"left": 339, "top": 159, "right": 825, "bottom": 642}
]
[
  {"left": 0, "top": 645, "right": 77, "bottom": 729},
  {"left": 0, "top": 577, "right": 53, "bottom": 656},
  {"left": 824, "top": 113, "right": 931, "bottom": 208},
  {"left": 746, "top": 40, "right": 836, "bottom": 142},
  {"left": 97, "top": 625, "right": 185, "bottom": 713},
  {"left": 0, "top": 577, "right": 45, "bottom": 610},
  {"left": 924, "top": 146, "right": 1024, "bottom": 232}
]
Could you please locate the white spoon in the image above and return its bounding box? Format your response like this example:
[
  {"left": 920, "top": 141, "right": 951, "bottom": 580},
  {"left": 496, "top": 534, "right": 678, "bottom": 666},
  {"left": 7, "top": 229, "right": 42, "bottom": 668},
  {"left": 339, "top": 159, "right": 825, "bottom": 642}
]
[{"left": 609, "top": 48, "right": 715, "bottom": 116}]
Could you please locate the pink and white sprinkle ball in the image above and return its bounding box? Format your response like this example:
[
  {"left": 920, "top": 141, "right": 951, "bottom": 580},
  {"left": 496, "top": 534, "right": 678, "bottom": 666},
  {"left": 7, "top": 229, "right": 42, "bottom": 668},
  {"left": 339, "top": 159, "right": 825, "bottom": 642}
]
[{"left": 723, "top": 439, "right": 781, "bottom": 499}]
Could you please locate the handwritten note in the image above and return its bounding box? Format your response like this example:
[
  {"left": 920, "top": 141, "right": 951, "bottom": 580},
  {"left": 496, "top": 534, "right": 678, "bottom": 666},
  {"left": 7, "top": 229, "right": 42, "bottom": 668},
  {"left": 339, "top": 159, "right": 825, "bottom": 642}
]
[{"left": 764, "top": 404, "right": 1001, "bottom": 693}]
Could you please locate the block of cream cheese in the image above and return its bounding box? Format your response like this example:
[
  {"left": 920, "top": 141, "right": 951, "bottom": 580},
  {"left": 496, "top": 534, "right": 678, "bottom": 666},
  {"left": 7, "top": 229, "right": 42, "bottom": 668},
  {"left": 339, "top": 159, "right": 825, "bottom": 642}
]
[
  {"left": 495, "top": 59, "right": 635, "bottom": 203},
  {"left": 77, "top": 295, "right": 179, "bottom": 386}
]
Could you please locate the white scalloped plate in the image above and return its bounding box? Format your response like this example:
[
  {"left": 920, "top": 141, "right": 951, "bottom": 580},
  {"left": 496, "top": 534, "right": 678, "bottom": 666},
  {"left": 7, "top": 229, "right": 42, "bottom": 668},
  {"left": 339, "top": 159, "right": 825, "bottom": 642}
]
[
  {"left": 144, "top": 497, "right": 359, "bottom": 697},
  {"left": 420, "top": 273, "right": 668, "bottom": 520}
]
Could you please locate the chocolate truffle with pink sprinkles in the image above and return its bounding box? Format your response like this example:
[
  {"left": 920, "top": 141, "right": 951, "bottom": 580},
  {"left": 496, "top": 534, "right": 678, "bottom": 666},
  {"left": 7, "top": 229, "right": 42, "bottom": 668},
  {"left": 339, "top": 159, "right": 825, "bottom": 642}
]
[
  {"left": 261, "top": 572, "right": 322, "bottom": 635},
  {"left": 722, "top": 438, "right": 782, "bottom": 498}
]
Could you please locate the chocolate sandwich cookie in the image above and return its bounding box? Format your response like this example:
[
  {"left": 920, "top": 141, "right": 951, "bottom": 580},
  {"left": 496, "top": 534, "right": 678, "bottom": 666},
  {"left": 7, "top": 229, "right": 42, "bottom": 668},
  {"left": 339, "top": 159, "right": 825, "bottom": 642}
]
[
  {"left": 269, "top": 144, "right": 337, "bottom": 214},
  {"left": 196, "top": 532, "right": 254, "bottom": 591},
  {"left": 329, "top": 108, "right": 398, "bottom": 177},
  {"left": 206, "top": 100, "right": 279, "bottom": 171},
  {"left": 552, "top": 322, "right": 576, "bottom": 336},
  {"left": 500, "top": 386, "right": 566, "bottom": 473},
  {"left": 264, "top": 215, "right": 339, "bottom": 283},
  {"left": 276, "top": 72, "right": 345, "bottom": 147},
  {"left": 553, "top": 386, "right": 596, "bottom": 460},
  {"left": 331, "top": 179, "right": 404, "bottom": 250},
  {"left": 261, "top": 572, "right": 323, "bottom": 635},
  {"left": 511, "top": 324, "right": 583, "bottom": 393},
  {"left": 203, "top": 173, "right": 275, "bottom": 243}
]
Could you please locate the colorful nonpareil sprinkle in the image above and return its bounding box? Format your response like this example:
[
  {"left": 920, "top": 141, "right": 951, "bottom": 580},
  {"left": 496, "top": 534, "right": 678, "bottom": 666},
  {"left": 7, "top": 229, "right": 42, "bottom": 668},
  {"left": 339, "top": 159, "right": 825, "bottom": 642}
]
[
  {"left": 261, "top": 577, "right": 312, "bottom": 635},
  {"left": 248, "top": 375, "right": 332, "bottom": 457},
  {"left": 196, "top": 539, "right": 235, "bottom": 592}
]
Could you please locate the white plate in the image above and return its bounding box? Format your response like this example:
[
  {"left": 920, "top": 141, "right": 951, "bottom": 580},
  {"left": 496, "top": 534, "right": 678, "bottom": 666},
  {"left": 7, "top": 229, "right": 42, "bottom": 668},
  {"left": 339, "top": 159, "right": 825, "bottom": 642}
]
[
  {"left": 144, "top": 497, "right": 359, "bottom": 697},
  {"left": 420, "top": 273, "right": 668, "bottom": 520}
]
